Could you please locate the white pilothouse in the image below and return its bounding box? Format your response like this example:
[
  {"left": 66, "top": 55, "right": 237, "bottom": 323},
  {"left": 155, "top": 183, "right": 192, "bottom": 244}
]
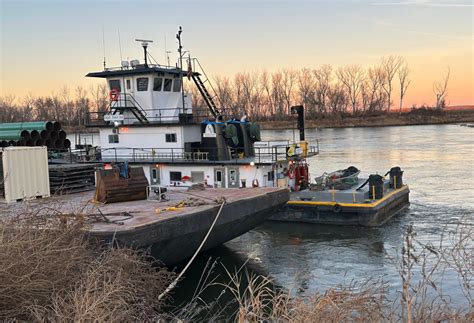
[{"left": 84, "top": 27, "right": 318, "bottom": 190}]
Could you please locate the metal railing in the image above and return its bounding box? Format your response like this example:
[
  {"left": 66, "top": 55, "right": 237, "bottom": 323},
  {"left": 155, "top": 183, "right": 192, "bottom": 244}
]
[
  {"left": 85, "top": 107, "right": 214, "bottom": 126},
  {"left": 61, "top": 139, "right": 319, "bottom": 165},
  {"left": 68, "top": 145, "right": 310, "bottom": 164}
]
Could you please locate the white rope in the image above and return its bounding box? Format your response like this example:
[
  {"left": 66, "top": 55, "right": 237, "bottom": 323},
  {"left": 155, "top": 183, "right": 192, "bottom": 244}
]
[{"left": 157, "top": 199, "right": 226, "bottom": 301}]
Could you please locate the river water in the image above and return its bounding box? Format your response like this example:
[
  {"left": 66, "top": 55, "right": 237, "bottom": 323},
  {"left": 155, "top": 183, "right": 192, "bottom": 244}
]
[{"left": 172, "top": 124, "right": 473, "bottom": 312}]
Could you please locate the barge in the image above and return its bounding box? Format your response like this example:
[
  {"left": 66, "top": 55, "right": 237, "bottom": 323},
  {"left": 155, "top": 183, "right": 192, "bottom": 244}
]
[
  {"left": 1, "top": 186, "right": 288, "bottom": 265},
  {"left": 271, "top": 167, "right": 410, "bottom": 226}
]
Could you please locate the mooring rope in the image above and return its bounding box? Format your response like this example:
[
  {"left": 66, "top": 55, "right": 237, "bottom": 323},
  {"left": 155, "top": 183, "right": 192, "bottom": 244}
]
[{"left": 157, "top": 198, "right": 226, "bottom": 301}]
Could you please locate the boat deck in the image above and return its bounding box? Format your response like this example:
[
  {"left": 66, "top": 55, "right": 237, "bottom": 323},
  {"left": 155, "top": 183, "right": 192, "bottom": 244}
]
[
  {"left": 1, "top": 187, "right": 283, "bottom": 233},
  {"left": 1, "top": 187, "right": 289, "bottom": 264},
  {"left": 293, "top": 178, "right": 391, "bottom": 204}
]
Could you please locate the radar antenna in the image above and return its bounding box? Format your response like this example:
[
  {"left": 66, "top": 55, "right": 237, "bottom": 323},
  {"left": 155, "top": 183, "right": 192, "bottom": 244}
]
[{"left": 135, "top": 39, "right": 153, "bottom": 67}]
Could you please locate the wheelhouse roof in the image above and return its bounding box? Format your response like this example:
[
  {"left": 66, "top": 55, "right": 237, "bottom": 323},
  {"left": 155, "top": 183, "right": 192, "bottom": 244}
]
[{"left": 86, "top": 66, "right": 200, "bottom": 78}]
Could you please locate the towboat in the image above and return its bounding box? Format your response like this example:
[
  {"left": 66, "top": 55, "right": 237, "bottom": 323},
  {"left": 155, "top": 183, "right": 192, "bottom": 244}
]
[
  {"left": 72, "top": 28, "right": 318, "bottom": 194},
  {"left": 271, "top": 166, "right": 410, "bottom": 227}
]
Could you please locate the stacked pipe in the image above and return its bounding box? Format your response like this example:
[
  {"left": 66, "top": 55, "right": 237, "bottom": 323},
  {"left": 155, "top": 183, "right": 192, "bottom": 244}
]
[{"left": 0, "top": 121, "right": 71, "bottom": 150}]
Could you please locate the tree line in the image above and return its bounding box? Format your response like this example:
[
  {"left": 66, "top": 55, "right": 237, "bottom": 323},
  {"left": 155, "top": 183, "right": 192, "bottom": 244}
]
[{"left": 0, "top": 55, "right": 450, "bottom": 125}]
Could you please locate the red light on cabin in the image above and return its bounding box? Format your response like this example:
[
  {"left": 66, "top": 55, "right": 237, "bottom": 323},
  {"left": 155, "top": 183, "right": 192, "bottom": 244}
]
[{"left": 119, "top": 127, "right": 129, "bottom": 132}]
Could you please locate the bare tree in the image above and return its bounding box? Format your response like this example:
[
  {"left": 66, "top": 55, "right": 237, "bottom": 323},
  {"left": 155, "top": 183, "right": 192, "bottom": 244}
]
[
  {"left": 398, "top": 62, "right": 411, "bottom": 114},
  {"left": 214, "top": 75, "right": 234, "bottom": 116},
  {"left": 433, "top": 67, "right": 450, "bottom": 109},
  {"left": 381, "top": 55, "right": 403, "bottom": 112},
  {"left": 281, "top": 69, "right": 297, "bottom": 115},
  {"left": 361, "top": 66, "right": 386, "bottom": 113},
  {"left": 297, "top": 68, "right": 316, "bottom": 116},
  {"left": 313, "top": 64, "right": 332, "bottom": 114},
  {"left": 336, "top": 65, "right": 365, "bottom": 114}
]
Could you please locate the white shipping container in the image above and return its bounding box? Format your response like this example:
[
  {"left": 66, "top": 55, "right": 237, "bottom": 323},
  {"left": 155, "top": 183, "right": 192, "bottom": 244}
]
[{"left": 1, "top": 147, "right": 50, "bottom": 203}]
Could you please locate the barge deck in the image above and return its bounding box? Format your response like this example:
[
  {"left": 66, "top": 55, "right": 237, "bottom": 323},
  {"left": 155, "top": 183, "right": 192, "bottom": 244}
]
[{"left": 1, "top": 187, "right": 289, "bottom": 264}]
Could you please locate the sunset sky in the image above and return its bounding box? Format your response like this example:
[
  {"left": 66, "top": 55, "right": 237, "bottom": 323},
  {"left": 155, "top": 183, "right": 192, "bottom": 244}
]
[{"left": 1, "top": 0, "right": 473, "bottom": 107}]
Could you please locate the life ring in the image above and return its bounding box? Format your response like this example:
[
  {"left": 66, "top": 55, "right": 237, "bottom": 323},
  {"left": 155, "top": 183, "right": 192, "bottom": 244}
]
[
  {"left": 252, "top": 179, "right": 259, "bottom": 188},
  {"left": 333, "top": 204, "right": 342, "bottom": 213},
  {"left": 109, "top": 89, "right": 120, "bottom": 101},
  {"left": 288, "top": 165, "right": 295, "bottom": 179}
]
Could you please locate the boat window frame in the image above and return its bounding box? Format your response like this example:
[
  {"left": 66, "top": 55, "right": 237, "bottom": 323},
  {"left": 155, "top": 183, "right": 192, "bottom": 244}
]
[
  {"left": 153, "top": 77, "right": 163, "bottom": 91},
  {"left": 165, "top": 133, "right": 177, "bottom": 143},
  {"left": 170, "top": 171, "right": 182, "bottom": 182},
  {"left": 136, "top": 77, "right": 149, "bottom": 91},
  {"left": 108, "top": 134, "right": 119, "bottom": 144},
  {"left": 173, "top": 79, "right": 182, "bottom": 92},
  {"left": 163, "top": 78, "right": 172, "bottom": 92},
  {"left": 108, "top": 79, "right": 121, "bottom": 92}
]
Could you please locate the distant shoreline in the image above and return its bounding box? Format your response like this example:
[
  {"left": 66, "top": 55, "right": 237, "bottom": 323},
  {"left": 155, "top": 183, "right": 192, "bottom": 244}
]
[
  {"left": 258, "top": 109, "right": 474, "bottom": 130},
  {"left": 63, "top": 109, "right": 474, "bottom": 133}
]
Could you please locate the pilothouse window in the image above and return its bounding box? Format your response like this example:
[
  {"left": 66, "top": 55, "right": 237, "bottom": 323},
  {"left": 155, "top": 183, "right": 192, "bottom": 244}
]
[
  {"left": 173, "top": 79, "right": 182, "bottom": 92},
  {"left": 153, "top": 78, "right": 163, "bottom": 91},
  {"left": 163, "top": 79, "right": 172, "bottom": 92},
  {"left": 136, "top": 77, "right": 149, "bottom": 91},
  {"left": 109, "top": 80, "right": 121, "bottom": 92}
]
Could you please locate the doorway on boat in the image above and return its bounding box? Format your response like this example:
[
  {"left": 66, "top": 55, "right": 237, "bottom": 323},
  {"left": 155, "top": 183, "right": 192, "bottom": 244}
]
[
  {"left": 227, "top": 167, "right": 240, "bottom": 188},
  {"left": 214, "top": 167, "right": 226, "bottom": 188},
  {"left": 150, "top": 165, "right": 160, "bottom": 185}
]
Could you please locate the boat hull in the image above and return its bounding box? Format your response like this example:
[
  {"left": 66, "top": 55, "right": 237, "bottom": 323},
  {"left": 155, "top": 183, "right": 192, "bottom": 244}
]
[
  {"left": 88, "top": 188, "right": 289, "bottom": 264},
  {"left": 270, "top": 186, "right": 409, "bottom": 227}
]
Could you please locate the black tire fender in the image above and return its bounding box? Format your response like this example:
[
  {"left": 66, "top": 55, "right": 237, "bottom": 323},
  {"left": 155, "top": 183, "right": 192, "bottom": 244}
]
[{"left": 333, "top": 203, "right": 342, "bottom": 213}]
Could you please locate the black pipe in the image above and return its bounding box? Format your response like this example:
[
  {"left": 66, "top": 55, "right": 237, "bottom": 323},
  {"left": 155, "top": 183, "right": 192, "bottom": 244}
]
[
  {"left": 30, "top": 130, "right": 40, "bottom": 140},
  {"left": 58, "top": 130, "right": 67, "bottom": 140},
  {"left": 50, "top": 130, "right": 58, "bottom": 140},
  {"left": 52, "top": 121, "right": 61, "bottom": 131},
  {"left": 40, "top": 129, "right": 49, "bottom": 139},
  {"left": 63, "top": 138, "right": 71, "bottom": 149}
]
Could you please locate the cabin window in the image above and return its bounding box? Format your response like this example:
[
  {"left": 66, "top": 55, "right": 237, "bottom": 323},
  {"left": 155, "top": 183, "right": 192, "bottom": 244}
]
[
  {"left": 126, "top": 79, "right": 131, "bottom": 90},
  {"left": 153, "top": 77, "right": 163, "bottom": 91},
  {"left": 136, "top": 77, "right": 149, "bottom": 91},
  {"left": 170, "top": 171, "right": 182, "bottom": 182},
  {"left": 230, "top": 170, "right": 237, "bottom": 182},
  {"left": 108, "top": 134, "right": 119, "bottom": 143},
  {"left": 109, "top": 80, "right": 121, "bottom": 92},
  {"left": 165, "top": 133, "right": 177, "bottom": 143},
  {"left": 191, "top": 171, "right": 204, "bottom": 183},
  {"left": 173, "top": 79, "right": 182, "bottom": 92},
  {"left": 163, "top": 78, "right": 172, "bottom": 92}
]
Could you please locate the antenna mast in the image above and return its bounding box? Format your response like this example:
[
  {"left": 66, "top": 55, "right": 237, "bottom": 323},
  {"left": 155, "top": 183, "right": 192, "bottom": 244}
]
[
  {"left": 102, "top": 27, "right": 106, "bottom": 70},
  {"left": 176, "top": 26, "right": 186, "bottom": 116},
  {"left": 135, "top": 39, "right": 153, "bottom": 67}
]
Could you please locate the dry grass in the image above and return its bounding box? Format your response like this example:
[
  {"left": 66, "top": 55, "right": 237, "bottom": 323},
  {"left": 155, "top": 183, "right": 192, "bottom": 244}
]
[
  {"left": 1, "top": 206, "right": 471, "bottom": 321},
  {"left": 218, "top": 267, "right": 388, "bottom": 322},
  {"left": 0, "top": 209, "right": 175, "bottom": 321}
]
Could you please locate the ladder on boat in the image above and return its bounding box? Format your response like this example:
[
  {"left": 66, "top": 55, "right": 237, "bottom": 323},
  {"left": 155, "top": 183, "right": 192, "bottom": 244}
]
[
  {"left": 190, "top": 58, "right": 222, "bottom": 120},
  {"left": 110, "top": 93, "right": 149, "bottom": 124}
]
